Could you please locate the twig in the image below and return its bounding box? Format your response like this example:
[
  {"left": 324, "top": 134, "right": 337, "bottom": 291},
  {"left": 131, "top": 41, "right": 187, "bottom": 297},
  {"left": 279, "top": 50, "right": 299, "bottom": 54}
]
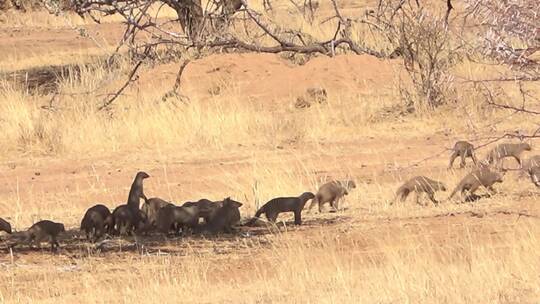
[{"left": 98, "top": 49, "right": 149, "bottom": 111}]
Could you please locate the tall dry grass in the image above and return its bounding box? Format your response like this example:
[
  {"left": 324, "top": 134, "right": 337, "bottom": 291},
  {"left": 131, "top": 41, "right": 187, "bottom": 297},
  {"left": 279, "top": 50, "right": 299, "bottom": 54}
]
[{"left": 1, "top": 217, "right": 538, "bottom": 303}]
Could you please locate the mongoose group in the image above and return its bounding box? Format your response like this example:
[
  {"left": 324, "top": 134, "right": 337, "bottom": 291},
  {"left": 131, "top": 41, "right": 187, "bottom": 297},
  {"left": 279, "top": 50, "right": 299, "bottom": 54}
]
[
  {"left": 1, "top": 140, "right": 537, "bottom": 252},
  {"left": 0, "top": 172, "right": 357, "bottom": 251},
  {"left": 395, "top": 141, "right": 538, "bottom": 205}
]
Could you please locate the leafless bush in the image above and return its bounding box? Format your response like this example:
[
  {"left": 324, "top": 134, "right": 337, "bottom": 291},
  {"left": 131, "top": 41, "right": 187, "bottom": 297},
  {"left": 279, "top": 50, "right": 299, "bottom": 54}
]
[
  {"left": 373, "top": 0, "right": 461, "bottom": 109},
  {"left": 464, "top": 0, "right": 539, "bottom": 69}
]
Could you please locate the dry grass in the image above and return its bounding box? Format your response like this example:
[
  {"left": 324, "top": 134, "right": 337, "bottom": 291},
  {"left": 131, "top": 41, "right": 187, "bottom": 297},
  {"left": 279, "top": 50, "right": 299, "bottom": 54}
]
[{"left": 1, "top": 2, "right": 540, "bottom": 303}]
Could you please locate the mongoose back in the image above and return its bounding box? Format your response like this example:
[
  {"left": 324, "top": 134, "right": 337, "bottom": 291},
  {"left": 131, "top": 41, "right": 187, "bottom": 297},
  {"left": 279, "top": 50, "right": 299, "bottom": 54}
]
[
  {"left": 24, "top": 220, "right": 65, "bottom": 251},
  {"left": 448, "top": 167, "right": 504, "bottom": 202},
  {"left": 448, "top": 141, "right": 478, "bottom": 169},
  {"left": 392, "top": 176, "right": 447, "bottom": 206},
  {"left": 80, "top": 204, "right": 112, "bottom": 241},
  {"left": 485, "top": 143, "right": 532, "bottom": 168},
  {"left": 206, "top": 198, "right": 243, "bottom": 233},
  {"left": 111, "top": 204, "right": 147, "bottom": 236},
  {"left": 309, "top": 180, "right": 356, "bottom": 212},
  {"left": 182, "top": 199, "right": 223, "bottom": 223},
  {"left": 155, "top": 204, "right": 200, "bottom": 235},
  {"left": 127, "top": 171, "right": 150, "bottom": 211},
  {"left": 0, "top": 217, "right": 12, "bottom": 234},
  {"left": 249, "top": 192, "right": 315, "bottom": 225},
  {"left": 141, "top": 197, "right": 174, "bottom": 228}
]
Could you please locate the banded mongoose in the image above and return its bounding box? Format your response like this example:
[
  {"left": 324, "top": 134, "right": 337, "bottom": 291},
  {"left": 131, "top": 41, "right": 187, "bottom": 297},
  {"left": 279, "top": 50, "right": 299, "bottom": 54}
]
[
  {"left": 392, "top": 176, "right": 447, "bottom": 206},
  {"left": 448, "top": 141, "right": 478, "bottom": 169},
  {"left": 0, "top": 217, "right": 12, "bottom": 234},
  {"left": 448, "top": 167, "right": 504, "bottom": 202},
  {"left": 206, "top": 198, "right": 243, "bottom": 233},
  {"left": 127, "top": 171, "right": 150, "bottom": 211},
  {"left": 182, "top": 199, "right": 223, "bottom": 223},
  {"left": 141, "top": 197, "right": 174, "bottom": 228},
  {"left": 155, "top": 204, "right": 200, "bottom": 236},
  {"left": 24, "top": 220, "right": 65, "bottom": 251},
  {"left": 528, "top": 166, "right": 540, "bottom": 188},
  {"left": 80, "top": 204, "right": 113, "bottom": 241},
  {"left": 111, "top": 204, "right": 148, "bottom": 236},
  {"left": 308, "top": 180, "right": 356, "bottom": 213},
  {"left": 485, "top": 142, "right": 531, "bottom": 168},
  {"left": 520, "top": 155, "right": 540, "bottom": 177},
  {"left": 248, "top": 192, "right": 315, "bottom": 225}
]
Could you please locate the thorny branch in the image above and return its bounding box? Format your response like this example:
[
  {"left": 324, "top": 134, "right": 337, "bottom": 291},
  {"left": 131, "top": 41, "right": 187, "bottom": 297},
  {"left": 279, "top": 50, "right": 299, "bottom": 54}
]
[{"left": 73, "top": 0, "right": 386, "bottom": 110}]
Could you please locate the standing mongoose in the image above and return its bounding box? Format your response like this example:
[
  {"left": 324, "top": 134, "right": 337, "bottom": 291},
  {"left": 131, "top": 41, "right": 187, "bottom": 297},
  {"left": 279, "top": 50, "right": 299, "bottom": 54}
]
[
  {"left": 155, "top": 204, "right": 200, "bottom": 236},
  {"left": 485, "top": 142, "right": 532, "bottom": 168},
  {"left": 141, "top": 197, "right": 175, "bottom": 228},
  {"left": 24, "top": 220, "right": 65, "bottom": 251},
  {"left": 127, "top": 171, "right": 150, "bottom": 211},
  {"left": 392, "top": 176, "right": 447, "bottom": 206},
  {"left": 0, "top": 217, "right": 12, "bottom": 234},
  {"left": 448, "top": 167, "right": 504, "bottom": 202},
  {"left": 206, "top": 197, "right": 243, "bottom": 233},
  {"left": 309, "top": 180, "right": 356, "bottom": 212},
  {"left": 111, "top": 204, "right": 148, "bottom": 236},
  {"left": 448, "top": 141, "right": 478, "bottom": 169},
  {"left": 248, "top": 192, "right": 315, "bottom": 225},
  {"left": 80, "top": 204, "right": 113, "bottom": 242},
  {"left": 528, "top": 166, "right": 540, "bottom": 188},
  {"left": 182, "top": 199, "right": 223, "bottom": 223}
]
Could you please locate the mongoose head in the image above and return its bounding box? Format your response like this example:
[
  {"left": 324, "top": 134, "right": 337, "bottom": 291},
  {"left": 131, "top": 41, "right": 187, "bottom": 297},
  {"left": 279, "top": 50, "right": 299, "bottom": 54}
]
[
  {"left": 347, "top": 180, "right": 357, "bottom": 189},
  {"left": 521, "top": 142, "right": 532, "bottom": 151},
  {"left": 494, "top": 171, "right": 504, "bottom": 183},
  {"left": 439, "top": 182, "right": 447, "bottom": 191},
  {"left": 135, "top": 171, "right": 150, "bottom": 180},
  {"left": 0, "top": 219, "right": 12, "bottom": 234},
  {"left": 223, "top": 197, "right": 243, "bottom": 209},
  {"left": 56, "top": 223, "right": 66, "bottom": 233},
  {"left": 300, "top": 192, "right": 316, "bottom": 201}
]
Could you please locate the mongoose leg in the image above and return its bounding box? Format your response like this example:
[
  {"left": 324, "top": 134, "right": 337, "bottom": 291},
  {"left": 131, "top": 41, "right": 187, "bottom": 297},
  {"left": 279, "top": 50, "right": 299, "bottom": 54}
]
[
  {"left": 294, "top": 210, "right": 302, "bottom": 225},
  {"left": 512, "top": 155, "right": 522, "bottom": 168},
  {"left": 460, "top": 153, "right": 466, "bottom": 168},
  {"left": 266, "top": 212, "right": 278, "bottom": 223},
  {"left": 427, "top": 192, "right": 439, "bottom": 206},
  {"left": 471, "top": 153, "right": 478, "bottom": 166},
  {"left": 415, "top": 192, "right": 423, "bottom": 206},
  {"left": 448, "top": 151, "right": 458, "bottom": 169}
]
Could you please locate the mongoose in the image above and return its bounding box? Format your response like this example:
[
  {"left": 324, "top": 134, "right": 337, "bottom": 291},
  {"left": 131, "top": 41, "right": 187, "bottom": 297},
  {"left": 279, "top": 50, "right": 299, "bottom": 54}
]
[
  {"left": 111, "top": 204, "right": 147, "bottom": 236},
  {"left": 141, "top": 197, "right": 174, "bottom": 228},
  {"left": 448, "top": 167, "right": 504, "bottom": 202},
  {"left": 308, "top": 180, "right": 356, "bottom": 212},
  {"left": 392, "top": 176, "right": 447, "bottom": 206},
  {"left": 248, "top": 192, "right": 315, "bottom": 225},
  {"left": 485, "top": 143, "right": 532, "bottom": 168},
  {"left": 528, "top": 166, "right": 540, "bottom": 187},
  {"left": 206, "top": 197, "right": 243, "bottom": 233},
  {"left": 155, "top": 204, "right": 200, "bottom": 236},
  {"left": 80, "top": 204, "right": 113, "bottom": 241},
  {"left": 0, "top": 217, "right": 12, "bottom": 234},
  {"left": 24, "top": 220, "right": 65, "bottom": 251},
  {"left": 520, "top": 155, "right": 540, "bottom": 177},
  {"left": 127, "top": 171, "right": 150, "bottom": 211},
  {"left": 182, "top": 199, "right": 223, "bottom": 223},
  {"left": 448, "top": 141, "right": 478, "bottom": 169}
]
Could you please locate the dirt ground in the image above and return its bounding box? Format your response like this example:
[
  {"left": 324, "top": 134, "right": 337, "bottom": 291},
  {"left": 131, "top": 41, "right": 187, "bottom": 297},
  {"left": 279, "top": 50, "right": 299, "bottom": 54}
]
[{"left": 0, "top": 5, "right": 539, "bottom": 303}]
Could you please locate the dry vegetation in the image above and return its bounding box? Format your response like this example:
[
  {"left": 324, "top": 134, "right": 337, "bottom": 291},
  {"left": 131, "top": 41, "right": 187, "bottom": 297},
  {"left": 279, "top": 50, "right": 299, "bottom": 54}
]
[{"left": 0, "top": 0, "right": 540, "bottom": 303}]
